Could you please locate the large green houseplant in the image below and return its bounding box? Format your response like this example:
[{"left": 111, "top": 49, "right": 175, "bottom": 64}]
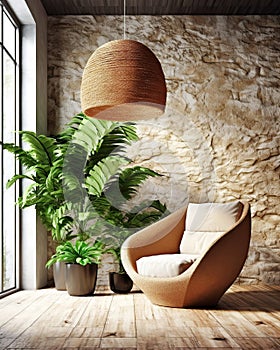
[
  {"left": 60, "top": 114, "right": 168, "bottom": 292},
  {"left": 3, "top": 113, "right": 168, "bottom": 292},
  {"left": 2, "top": 131, "right": 74, "bottom": 244}
]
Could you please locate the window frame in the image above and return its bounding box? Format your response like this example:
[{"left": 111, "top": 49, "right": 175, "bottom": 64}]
[{"left": 0, "top": 0, "right": 21, "bottom": 297}]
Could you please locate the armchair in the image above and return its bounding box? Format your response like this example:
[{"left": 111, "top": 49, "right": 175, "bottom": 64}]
[{"left": 121, "top": 201, "right": 251, "bottom": 308}]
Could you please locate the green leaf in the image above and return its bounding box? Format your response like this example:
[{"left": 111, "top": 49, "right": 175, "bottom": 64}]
[
  {"left": 84, "top": 124, "right": 137, "bottom": 174},
  {"left": 124, "top": 201, "right": 169, "bottom": 228},
  {"left": 19, "top": 182, "right": 37, "bottom": 208},
  {"left": 103, "top": 166, "right": 161, "bottom": 207},
  {"left": 6, "top": 174, "right": 33, "bottom": 189},
  {"left": 71, "top": 117, "right": 115, "bottom": 154},
  {"left": 62, "top": 174, "right": 86, "bottom": 204},
  {"left": 20, "top": 131, "right": 56, "bottom": 166},
  {"left": 2, "top": 143, "right": 37, "bottom": 168},
  {"left": 118, "top": 123, "right": 138, "bottom": 142},
  {"left": 45, "top": 240, "right": 105, "bottom": 267},
  {"left": 85, "top": 156, "right": 129, "bottom": 197}
]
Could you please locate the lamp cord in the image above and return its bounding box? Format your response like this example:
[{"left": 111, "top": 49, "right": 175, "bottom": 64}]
[{"left": 123, "top": 0, "right": 126, "bottom": 39}]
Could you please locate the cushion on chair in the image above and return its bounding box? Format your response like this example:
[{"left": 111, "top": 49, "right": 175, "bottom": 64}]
[
  {"left": 180, "top": 201, "right": 242, "bottom": 255},
  {"left": 136, "top": 253, "right": 198, "bottom": 278}
]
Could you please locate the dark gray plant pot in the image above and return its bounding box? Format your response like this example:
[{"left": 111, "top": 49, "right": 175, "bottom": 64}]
[
  {"left": 53, "top": 261, "right": 66, "bottom": 290},
  {"left": 65, "top": 263, "right": 98, "bottom": 296},
  {"left": 109, "top": 272, "right": 133, "bottom": 294}
]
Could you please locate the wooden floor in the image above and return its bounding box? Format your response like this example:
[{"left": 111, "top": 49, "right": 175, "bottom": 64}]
[{"left": 0, "top": 284, "right": 279, "bottom": 350}]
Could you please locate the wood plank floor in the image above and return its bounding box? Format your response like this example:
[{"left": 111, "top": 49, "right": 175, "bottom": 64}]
[{"left": 0, "top": 284, "right": 279, "bottom": 349}]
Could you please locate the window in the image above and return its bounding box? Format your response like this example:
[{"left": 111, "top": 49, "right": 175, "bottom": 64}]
[{"left": 0, "top": 0, "right": 20, "bottom": 296}]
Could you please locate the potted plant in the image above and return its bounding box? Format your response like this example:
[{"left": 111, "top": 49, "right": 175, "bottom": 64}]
[
  {"left": 101, "top": 200, "right": 168, "bottom": 293},
  {"left": 2, "top": 112, "right": 168, "bottom": 293},
  {"left": 107, "top": 242, "right": 133, "bottom": 294},
  {"left": 43, "top": 193, "right": 105, "bottom": 291},
  {"left": 2, "top": 131, "right": 76, "bottom": 290},
  {"left": 1, "top": 113, "right": 139, "bottom": 289},
  {"left": 59, "top": 114, "right": 169, "bottom": 293},
  {"left": 46, "top": 239, "right": 105, "bottom": 296}
]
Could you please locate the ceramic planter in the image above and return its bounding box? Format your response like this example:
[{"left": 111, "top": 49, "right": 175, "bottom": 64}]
[
  {"left": 109, "top": 272, "right": 133, "bottom": 294},
  {"left": 65, "top": 263, "right": 98, "bottom": 296},
  {"left": 53, "top": 261, "right": 66, "bottom": 290}
]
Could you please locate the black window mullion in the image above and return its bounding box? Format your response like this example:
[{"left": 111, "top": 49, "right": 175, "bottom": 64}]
[
  {"left": 1, "top": 0, "right": 20, "bottom": 28},
  {"left": 13, "top": 24, "right": 19, "bottom": 290},
  {"left": 0, "top": 1, "right": 4, "bottom": 293},
  {"left": 0, "top": 0, "right": 20, "bottom": 296},
  {"left": 2, "top": 46, "right": 17, "bottom": 64}
]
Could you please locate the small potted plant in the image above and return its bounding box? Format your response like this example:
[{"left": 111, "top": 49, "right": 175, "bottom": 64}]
[
  {"left": 46, "top": 196, "right": 105, "bottom": 293},
  {"left": 102, "top": 200, "right": 168, "bottom": 294},
  {"left": 46, "top": 239, "right": 105, "bottom": 296},
  {"left": 107, "top": 238, "right": 134, "bottom": 294}
]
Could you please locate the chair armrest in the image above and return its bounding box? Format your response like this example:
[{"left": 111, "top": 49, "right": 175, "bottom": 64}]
[
  {"left": 184, "top": 202, "right": 251, "bottom": 306},
  {"left": 121, "top": 206, "right": 187, "bottom": 273}
]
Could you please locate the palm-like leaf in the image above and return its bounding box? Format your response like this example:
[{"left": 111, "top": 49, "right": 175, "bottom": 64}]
[
  {"left": 85, "top": 156, "right": 129, "bottom": 197},
  {"left": 62, "top": 174, "right": 85, "bottom": 204},
  {"left": 118, "top": 166, "right": 161, "bottom": 200},
  {"left": 18, "top": 182, "right": 37, "bottom": 208},
  {"left": 99, "top": 166, "right": 161, "bottom": 209},
  {"left": 62, "top": 143, "right": 87, "bottom": 196},
  {"left": 46, "top": 164, "right": 63, "bottom": 192},
  {"left": 37, "top": 202, "right": 74, "bottom": 242},
  {"left": 50, "top": 215, "right": 74, "bottom": 243},
  {"left": 56, "top": 113, "right": 85, "bottom": 142},
  {"left": 125, "top": 209, "right": 166, "bottom": 228},
  {"left": 123, "top": 200, "right": 167, "bottom": 227},
  {"left": 20, "top": 131, "right": 56, "bottom": 166},
  {"left": 2, "top": 143, "right": 37, "bottom": 168},
  {"left": 85, "top": 124, "right": 137, "bottom": 172},
  {"left": 71, "top": 117, "right": 115, "bottom": 154},
  {"left": 6, "top": 174, "right": 34, "bottom": 189}
]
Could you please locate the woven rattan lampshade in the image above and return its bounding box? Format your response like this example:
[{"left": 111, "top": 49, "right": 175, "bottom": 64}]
[{"left": 81, "top": 39, "right": 167, "bottom": 121}]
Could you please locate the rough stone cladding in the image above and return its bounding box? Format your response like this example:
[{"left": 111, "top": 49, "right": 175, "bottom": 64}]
[{"left": 47, "top": 15, "right": 280, "bottom": 287}]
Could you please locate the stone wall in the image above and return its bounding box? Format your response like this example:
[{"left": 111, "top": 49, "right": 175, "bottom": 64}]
[{"left": 47, "top": 15, "right": 280, "bottom": 286}]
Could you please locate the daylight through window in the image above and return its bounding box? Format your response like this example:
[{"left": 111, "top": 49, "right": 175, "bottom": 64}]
[{"left": 0, "top": 0, "right": 20, "bottom": 295}]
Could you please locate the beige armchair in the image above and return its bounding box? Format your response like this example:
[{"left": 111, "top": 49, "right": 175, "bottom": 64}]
[{"left": 121, "top": 201, "right": 251, "bottom": 308}]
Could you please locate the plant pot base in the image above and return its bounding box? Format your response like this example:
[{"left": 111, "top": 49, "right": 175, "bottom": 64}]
[
  {"left": 53, "top": 261, "right": 66, "bottom": 290},
  {"left": 66, "top": 263, "right": 98, "bottom": 296},
  {"left": 109, "top": 272, "right": 133, "bottom": 294}
]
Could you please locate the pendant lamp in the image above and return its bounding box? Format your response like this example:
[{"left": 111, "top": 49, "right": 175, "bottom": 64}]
[{"left": 80, "top": 39, "right": 167, "bottom": 121}]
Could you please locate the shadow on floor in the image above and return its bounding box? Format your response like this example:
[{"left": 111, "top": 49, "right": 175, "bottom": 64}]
[
  {"left": 93, "top": 287, "right": 280, "bottom": 312},
  {"left": 218, "top": 289, "right": 280, "bottom": 311}
]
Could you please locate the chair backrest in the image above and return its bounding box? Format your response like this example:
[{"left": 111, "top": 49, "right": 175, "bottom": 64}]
[
  {"left": 180, "top": 201, "right": 243, "bottom": 255},
  {"left": 183, "top": 202, "right": 251, "bottom": 307}
]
